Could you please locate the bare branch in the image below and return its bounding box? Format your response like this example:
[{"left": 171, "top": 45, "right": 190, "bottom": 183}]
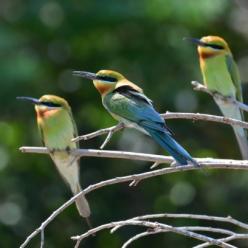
[
  {"left": 19, "top": 146, "right": 248, "bottom": 247},
  {"left": 100, "top": 123, "right": 124, "bottom": 149},
  {"left": 161, "top": 112, "right": 248, "bottom": 129},
  {"left": 72, "top": 123, "right": 124, "bottom": 143},
  {"left": 71, "top": 219, "right": 234, "bottom": 248},
  {"left": 121, "top": 231, "right": 161, "bottom": 248},
  {"left": 132, "top": 213, "right": 248, "bottom": 230},
  {"left": 195, "top": 234, "right": 248, "bottom": 248},
  {"left": 40, "top": 229, "right": 44, "bottom": 248},
  {"left": 191, "top": 81, "right": 248, "bottom": 112},
  {"left": 122, "top": 226, "right": 237, "bottom": 248},
  {"left": 19, "top": 146, "right": 248, "bottom": 169},
  {"left": 71, "top": 111, "right": 248, "bottom": 146}
]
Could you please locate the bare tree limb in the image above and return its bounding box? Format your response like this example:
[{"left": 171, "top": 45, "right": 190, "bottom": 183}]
[
  {"left": 194, "top": 234, "right": 248, "bottom": 248},
  {"left": 161, "top": 112, "right": 248, "bottom": 129},
  {"left": 71, "top": 111, "right": 248, "bottom": 147},
  {"left": 19, "top": 146, "right": 248, "bottom": 248},
  {"left": 100, "top": 122, "right": 124, "bottom": 149},
  {"left": 121, "top": 231, "right": 161, "bottom": 248},
  {"left": 191, "top": 81, "right": 248, "bottom": 112},
  {"left": 132, "top": 213, "right": 248, "bottom": 230},
  {"left": 71, "top": 219, "right": 235, "bottom": 248},
  {"left": 19, "top": 146, "right": 248, "bottom": 169},
  {"left": 72, "top": 123, "right": 124, "bottom": 143},
  {"left": 121, "top": 226, "right": 238, "bottom": 248},
  {"left": 71, "top": 213, "right": 248, "bottom": 247}
]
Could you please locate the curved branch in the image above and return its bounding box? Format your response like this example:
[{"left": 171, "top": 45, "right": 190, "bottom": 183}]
[
  {"left": 161, "top": 112, "right": 248, "bottom": 129},
  {"left": 71, "top": 220, "right": 234, "bottom": 248},
  {"left": 191, "top": 81, "right": 248, "bottom": 112},
  {"left": 121, "top": 231, "right": 161, "bottom": 248},
  {"left": 71, "top": 111, "right": 248, "bottom": 145},
  {"left": 195, "top": 234, "right": 248, "bottom": 248},
  {"left": 19, "top": 146, "right": 248, "bottom": 247},
  {"left": 72, "top": 123, "right": 124, "bottom": 143},
  {"left": 19, "top": 146, "right": 248, "bottom": 169},
  {"left": 19, "top": 145, "right": 248, "bottom": 248},
  {"left": 121, "top": 226, "right": 236, "bottom": 248},
  {"left": 133, "top": 213, "right": 248, "bottom": 230}
]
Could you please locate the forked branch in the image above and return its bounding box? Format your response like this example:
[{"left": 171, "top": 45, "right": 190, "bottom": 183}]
[
  {"left": 191, "top": 81, "right": 248, "bottom": 112},
  {"left": 72, "top": 111, "right": 248, "bottom": 147},
  {"left": 71, "top": 213, "right": 248, "bottom": 248}
]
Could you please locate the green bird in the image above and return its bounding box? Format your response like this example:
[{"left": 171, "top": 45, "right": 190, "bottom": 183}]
[
  {"left": 187, "top": 35, "right": 248, "bottom": 159},
  {"left": 73, "top": 69, "right": 198, "bottom": 166},
  {"left": 17, "top": 95, "right": 91, "bottom": 225}
]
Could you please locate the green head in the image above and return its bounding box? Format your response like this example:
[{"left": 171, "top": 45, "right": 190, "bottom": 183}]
[
  {"left": 17, "top": 95, "right": 76, "bottom": 148},
  {"left": 185, "top": 36, "right": 232, "bottom": 59},
  {"left": 73, "top": 69, "right": 143, "bottom": 95},
  {"left": 73, "top": 70, "right": 125, "bottom": 95},
  {"left": 17, "top": 95, "right": 71, "bottom": 121}
]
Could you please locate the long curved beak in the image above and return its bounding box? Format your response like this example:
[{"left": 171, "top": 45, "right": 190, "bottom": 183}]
[
  {"left": 183, "top": 37, "right": 207, "bottom": 47},
  {"left": 73, "top": 70, "right": 98, "bottom": 80},
  {"left": 16, "top": 96, "right": 41, "bottom": 105}
]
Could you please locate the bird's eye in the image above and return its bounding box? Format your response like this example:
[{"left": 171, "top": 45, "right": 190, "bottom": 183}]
[
  {"left": 207, "top": 44, "right": 224, "bottom": 50},
  {"left": 41, "top": 101, "right": 61, "bottom": 107},
  {"left": 97, "top": 75, "right": 117, "bottom": 82}
]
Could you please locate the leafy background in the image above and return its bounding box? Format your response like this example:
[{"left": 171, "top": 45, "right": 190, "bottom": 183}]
[{"left": 1, "top": 0, "right": 248, "bottom": 247}]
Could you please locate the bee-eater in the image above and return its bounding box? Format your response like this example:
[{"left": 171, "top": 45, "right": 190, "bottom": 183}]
[
  {"left": 187, "top": 36, "right": 248, "bottom": 159},
  {"left": 17, "top": 95, "right": 91, "bottom": 224},
  {"left": 73, "top": 70, "right": 199, "bottom": 166}
]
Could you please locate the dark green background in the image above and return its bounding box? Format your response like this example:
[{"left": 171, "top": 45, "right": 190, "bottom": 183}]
[{"left": 1, "top": 0, "right": 248, "bottom": 247}]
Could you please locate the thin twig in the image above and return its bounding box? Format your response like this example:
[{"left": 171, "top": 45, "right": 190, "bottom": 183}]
[
  {"left": 19, "top": 146, "right": 248, "bottom": 169},
  {"left": 19, "top": 148, "right": 248, "bottom": 248},
  {"left": 178, "top": 226, "right": 235, "bottom": 235},
  {"left": 122, "top": 230, "right": 161, "bottom": 248},
  {"left": 191, "top": 81, "right": 248, "bottom": 112},
  {"left": 71, "top": 111, "right": 248, "bottom": 146},
  {"left": 40, "top": 229, "right": 44, "bottom": 248},
  {"left": 132, "top": 213, "right": 248, "bottom": 230},
  {"left": 100, "top": 123, "right": 124, "bottom": 149},
  {"left": 121, "top": 226, "right": 237, "bottom": 248},
  {"left": 72, "top": 123, "right": 124, "bottom": 143},
  {"left": 71, "top": 220, "right": 234, "bottom": 248},
  {"left": 194, "top": 234, "right": 248, "bottom": 248},
  {"left": 161, "top": 112, "right": 248, "bottom": 129}
]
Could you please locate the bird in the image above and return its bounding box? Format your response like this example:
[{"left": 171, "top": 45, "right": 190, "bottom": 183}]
[
  {"left": 17, "top": 95, "right": 91, "bottom": 225},
  {"left": 186, "top": 35, "right": 248, "bottom": 159},
  {"left": 73, "top": 69, "right": 199, "bottom": 167}
]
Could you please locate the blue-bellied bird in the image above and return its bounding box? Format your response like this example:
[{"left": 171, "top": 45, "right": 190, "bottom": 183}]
[
  {"left": 17, "top": 95, "right": 91, "bottom": 225},
  {"left": 73, "top": 70, "right": 199, "bottom": 166},
  {"left": 187, "top": 36, "right": 248, "bottom": 159}
]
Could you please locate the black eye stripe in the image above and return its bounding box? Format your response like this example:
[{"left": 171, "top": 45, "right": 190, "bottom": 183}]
[
  {"left": 97, "top": 75, "right": 117, "bottom": 82},
  {"left": 207, "top": 44, "right": 224, "bottom": 50},
  {"left": 40, "top": 101, "right": 61, "bottom": 107}
]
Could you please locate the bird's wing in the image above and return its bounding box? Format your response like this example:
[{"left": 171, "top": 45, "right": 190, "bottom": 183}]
[
  {"left": 105, "top": 85, "right": 171, "bottom": 135},
  {"left": 68, "top": 109, "right": 79, "bottom": 149},
  {"left": 38, "top": 124, "right": 46, "bottom": 147},
  {"left": 225, "top": 54, "right": 243, "bottom": 102}
]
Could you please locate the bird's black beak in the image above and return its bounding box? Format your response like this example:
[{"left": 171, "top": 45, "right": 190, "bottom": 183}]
[
  {"left": 73, "top": 70, "right": 98, "bottom": 80},
  {"left": 16, "top": 96, "right": 41, "bottom": 105},
  {"left": 183, "top": 37, "right": 207, "bottom": 47}
]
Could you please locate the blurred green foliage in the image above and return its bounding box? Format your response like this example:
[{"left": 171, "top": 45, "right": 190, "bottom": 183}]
[{"left": 1, "top": 0, "right": 248, "bottom": 247}]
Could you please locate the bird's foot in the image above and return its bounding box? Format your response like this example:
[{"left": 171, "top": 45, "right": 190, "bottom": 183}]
[
  {"left": 150, "top": 162, "right": 160, "bottom": 169},
  {"left": 129, "top": 179, "right": 141, "bottom": 187},
  {"left": 170, "top": 161, "right": 180, "bottom": 167}
]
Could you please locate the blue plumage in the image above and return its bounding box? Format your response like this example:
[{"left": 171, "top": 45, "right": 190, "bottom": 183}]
[
  {"left": 103, "top": 85, "right": 199, "bottom": 167},
  {"left": 142, "top": 125, "right": 198, "bottom": 166}
]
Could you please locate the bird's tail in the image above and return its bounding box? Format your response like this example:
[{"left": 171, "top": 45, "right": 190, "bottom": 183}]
[
  {"left": 217, "top": 101, "right": 248, "bottom": 159},
  {"left": 51, "top": 155, "right": 92, "bottom": 225},
  {"left": 143, "top": 127, "right": 199, "bottom": 166},
  {"left": 71, "top": 182, "right": 91, "bottom": 221}
]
